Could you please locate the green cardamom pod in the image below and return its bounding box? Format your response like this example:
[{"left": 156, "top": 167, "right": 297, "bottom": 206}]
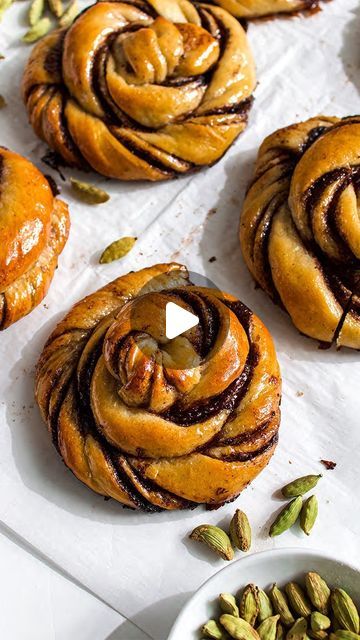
[
  {"left": 330, "top": 632, "right": 360, "bottom": 640},
  {"left": 202, "top": 619, "right": 224, "bottom": 639},
  {"left": 189, "top": 524, "right": 234, "bottom": 561},
  {"left": 28, "top": 0, "right": 44, "bottom": 25},
  {"left": 47, "top": 0, "right": 63, "bottom": 18},
  {"left": 269, "top": 497, "right": 303, "bottom": 537},
  {"left": 286, "top": 618, "right": 308, "bottom": 640},
  {"left": 309, "top": 631, "right": 328, "bottom": 640},
  {"left": 99, "top": 237, "right": 137, "bottom": 264},
  {"left": 219, "top": 593, "right": 239, "bottom": 617},
  {"left": 258, "top": 589, "right": 274, "bottom": 623},
  {"left": 22, "top": 16, "right": 52, "bottom": 42},
  {"left": 281, "top": 475, "right": 322, "bottom": 498},
  {"left": 300, "top": 495, "right": 318, "bottom": 535},
  {"left": 285, "top": 583, "right": 312, "bottom": 617},
  {"left": 257, "top": 615, "right": 281, "bottom": 640},
  {"left": 311, "top": 613, "right": 331, "bottom": 632},
  {"left": 220, "top": 614, "right": 260, "bottom": 640},
  {"left": 240, "top": 584, "right": 260, "bottom": 626},
  {"left": 229, "top": 509, "right": 252, "bottom": 552},
  {"left": 58, "top": 0, "right": 78, "bottom": 27},
  {"left": 70, "top": 178, "right": 110, "bottom": 204},
  {"left": 270, "top": 585, "right": 295, "bottom": 627},
  {"left": 331, "top": 590, "right": 360, "bottom": 634},
  {"left": 305, "top": 573, "right": 331, "bottom": 615}
]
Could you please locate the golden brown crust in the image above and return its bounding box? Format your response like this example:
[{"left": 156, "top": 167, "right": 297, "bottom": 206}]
[
  {"left": 22, "top": 1, "right": 256, "bottom": 181},
  {"left": 240, "top": 116, "right": 360, "bottom": 350},
  {"left": 35, "top": 263, "right": 281, "bottom": 510},
  {"left": 0, "top": 147, "right": 70, "bottom": 330},
  {"left": 204, "top": 0, "right": 321, "bottom": 19}
]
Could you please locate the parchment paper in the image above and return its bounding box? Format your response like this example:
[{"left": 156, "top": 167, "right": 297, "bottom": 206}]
[{"left": 0, "top": 2, "right": 359, "bottom": 638}]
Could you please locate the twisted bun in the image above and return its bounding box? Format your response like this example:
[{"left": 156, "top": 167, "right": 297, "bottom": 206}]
[
  {"left": 240, "top": 116, "right": 360, "bottom": 349},
  {"left": 0, "top": 147, "right": 69, "bottom": 330},
  {"left": 22, "top": 1, "right": 255, "bottom": 181},
  {"left": 35, "top": 263, "right": 281, "bottom": 510},
  {"left": 204, "top": 0, "right": 321, "bottom": 19}
]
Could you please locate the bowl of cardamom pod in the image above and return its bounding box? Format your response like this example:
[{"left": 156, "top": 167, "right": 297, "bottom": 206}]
[{"left": 168, "top": 548, "right": 360, "bottom": 640}]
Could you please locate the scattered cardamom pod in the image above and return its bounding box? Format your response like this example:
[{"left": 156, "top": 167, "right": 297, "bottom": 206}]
[
  {"left": 229, "top": 509, "right": 252, "bottom": 552},
  {"left": 257, "top": 615, "right": 280, "bottom": 640},
  {"left": 281, "top": 475, "right": 322, "bottom": 498},
  {"left": 47, "top": 0, "right": 62, "bottom": 17},
  {"left": 220, "top": 614, "right": 260, "bottom": 640},
  {"left": 285, "top": 583, "right": 312, "bottom": 618},
  {"left": 22, "top": 16, "right": 51, "bottom": 42},
  {"left": 202, "top": 619, "right": 224, "bottom": 639},
  {"left": 0, "top": 94, "right": 6, "bottom": 108},
  {"left": 99, "top": 236, "right": 137, "bottom": 264},
  {"left": 270, "top": 585, "right": 295, "bottom": 627},
  {"left": 219, "top": 593, "right": 239, "bottom": 617},
  {"left": 258, "top": 589, "right": 274, "bottom": 623},
  {"left": 240, "top": 584, "right": 260, "bottom": 626},
  {"left": 331, "top": 590, "right": 360, "bottom": 634},
  {"left": 330, "top": 632, "right": 360, "bottom": 640},
  {"left": 286, "top": 618, "right": 308, "bottom": 640},
  {"left": 0, "top": 0, "right": 12, "bottom": 21},
  {"left": 269, "top": 497, "right": 303, "bottom": 537},
  {"left": 58, "top": 0, "right": 78, "bottom": 27},
  {"left": 70, "top": 177, "right": 110, "bottom": 204},
  {"left": 300, "top": 495, "right": 318, "bottom": 535},
  {"left": 28, "top": 0, "right": 44, "bottom": 25},
  {"left": 305, "top": 573, "right": 331, "bottom": 615},
  {"left": 311, "top": 613, "right": 331, "bottom": 632},
  {"left": 189, "top": 524, "right": 234, "bottom": 561}
]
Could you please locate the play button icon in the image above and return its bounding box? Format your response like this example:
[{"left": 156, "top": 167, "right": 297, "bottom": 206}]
[{"left": 165, "top": 301, "right": 199, "bottom": 340}]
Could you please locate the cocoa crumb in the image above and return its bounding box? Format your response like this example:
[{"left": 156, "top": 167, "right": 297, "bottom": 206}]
[{"left": 320, "top": 459, "right": 337, "bottom": 470}]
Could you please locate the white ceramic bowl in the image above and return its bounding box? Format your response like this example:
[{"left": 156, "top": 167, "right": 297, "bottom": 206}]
[{"left": 168, "top": 548, "right": 360, "bottom": 640}]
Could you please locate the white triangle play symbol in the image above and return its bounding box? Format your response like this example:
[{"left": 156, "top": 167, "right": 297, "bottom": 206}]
[{"left": 165, "top": 302, "right": 199, "bottom": 340}]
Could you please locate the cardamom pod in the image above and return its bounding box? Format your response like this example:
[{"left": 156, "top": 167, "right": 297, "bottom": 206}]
[
  {"left": 311, "top": 613, "right": 331, "bottom": 632},
  {"left": 269, "top": 497, "right": 303, "bottom": 537},
  {"left": 285, "top": 583, "right": 312, "bottom": 618},
  {"left": 309, "top": 631, "right": 328, "bottom": 640},
  {"left": 189, "top": 524, "right": 234, "bottom": 561},
  {"left": 277, "top": 623, "right": 285, "bottom": 640},
  {"left": 0, "top": 0, "right": 12, "bottom": 21},
  {"left": 220, "top": 614, "right": 260, "bottom": 640},
  {"left": 331, "top": 590, "right": 360, "bottom": 634},
  {"left": 286, "top": 618, "right": 308, "bottom": 640},
  {"left": 282, "top": 475, "right": 322, "bottom": 498},
  {"left": 257, "top": 615, "right": 280, "bottom": 640},
  {"left": 99, "top": 236, "right": 137, "bottom": 264},
  {"left": 305, "top": 573, "right": 331, "bottom": 615},
  {"left": 270, "top": 584, "right": 295, "bottom": 627},
  {"left": 70, "top": 178, "right": 110, "bottom": 204},
  {"left": 300, "top": 495, "right": 318, "bottom": 535},
  {"left": 22, "top": 16, "right": 52, "bottom": 42},
  {"left": 202, "top": 619, "right": 224, "bottom": 639},
  {"left": 258, "top": 589, "right": 274, "bottom": 623},
  {"left": 28, "top": 0, "right": 44, "bottom": 25},
  {"left": 219, "top": 593, "right": 239, "bottom": 617},
  {"left": 229, "top": 509, "right": 252, "bottom": 552},
  {"left": 330, "top": 632, "right": 360, "bottom": 640},
  {"left": 0, "top": 94, "right": 6, "bottom": 108},
  {"left": 240, "top": 584, "right": 260, "bottom": 626},
  {"left": 47, "top": 0, "right": 63, "bottom": 17},
  {"left": 58, "top": 0, "right": 78, "bottom": 26}
]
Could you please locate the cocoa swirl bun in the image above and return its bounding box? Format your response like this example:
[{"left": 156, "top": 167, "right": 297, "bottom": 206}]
[
  {"left": 35, "top": 263, "right": 281, "bottom": 511},
  {"left": 203, "top": 0, "right": 321, "bottom": 19},
  {"left": 22, "top": 1, "right": 256, "bottom": 182},
  {"left": 0, "top": 147, "right": 69, "bottom": 330},
  {"left": 240, "top": 116, "right": 360, "bottom": 350}
]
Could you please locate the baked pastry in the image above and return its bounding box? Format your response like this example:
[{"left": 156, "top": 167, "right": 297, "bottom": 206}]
[
  {"left": 22, "top": 0, "right": 256, "bottom": 182},
  {"left": 0, "top": 147, "right": 69, "bottom": 330},
  {"left": 35, "top": 263, "right": 281, "bottom": 510},
  {"left": 240, "top": 116, "right": 360, "bottom": 349},
  {"left": 204, "top": 0, "right": 321, "bottom": 20}
]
